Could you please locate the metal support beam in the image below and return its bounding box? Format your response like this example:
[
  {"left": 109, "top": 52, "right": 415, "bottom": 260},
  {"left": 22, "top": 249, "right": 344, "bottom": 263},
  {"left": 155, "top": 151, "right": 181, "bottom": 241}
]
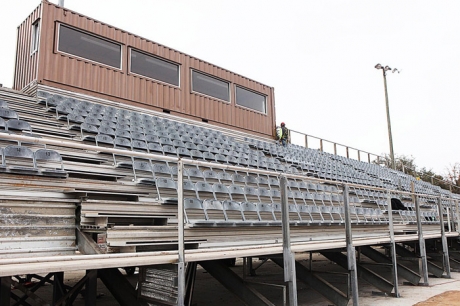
[
  {"left": 177, "top": 159, "right": 185, "bottom": 306},
  {"left": 438, "top": 197, "right": 451, "bottom": 278},
  {"left": 320, "top": 252, "right": 394, "bottom": 295},
  {"left": 184, "top": 262, "right": 197, "bottom": 306},
  {"left": 200, "top": 260, "right": 274, "bottom": 306},
  {"left": 280, "top": 175, "right": 298, "bottom": 306},
  {"left": 77, "top": 227, "right": 103, "bottom": 255},
  {"left": 360, "top": 246, "right": 421, "bottom": 285},
  {"left": 0, "top": 277, "right": 11, "bottom": 306},
  {"left": 271, "top": 257, "right": 349, "bottom": 306},
  {"left": 343, "top": 184, "right": 359, "bottom": 306},
  {"left": 98, "top": 268, "right": 145, "bottom": 306},
  {"left": 387, "top": 194, "right": 400, "bottom": 297},
  {"left": 395, "top": 244, "right": 444, "bottom": 278},
  {"left": 53, "top": 272, "right": 65, "bottom": 305},
  {"left": 85, "top": 270, "right": 97, "bottom": 306},
  {"left": 413, "top": 189, "right": 429, "bottom": 285}
]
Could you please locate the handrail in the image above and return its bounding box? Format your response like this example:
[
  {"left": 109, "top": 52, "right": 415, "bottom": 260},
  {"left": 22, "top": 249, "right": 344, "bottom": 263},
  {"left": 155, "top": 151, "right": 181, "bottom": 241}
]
[
  {"left": 288, "top": 129, "right": 460, "bottom": 194},
  {"left": 289, "top": 129, "right": 384, "bottom": 163},
  {"left": 0, "top": 132, "right": 454, "bottom": 200}
]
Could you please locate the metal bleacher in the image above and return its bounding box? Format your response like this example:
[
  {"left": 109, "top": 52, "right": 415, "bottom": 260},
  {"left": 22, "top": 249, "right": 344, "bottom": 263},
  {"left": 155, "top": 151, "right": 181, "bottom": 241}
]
[{"left": 0, "top": 86, "right": 458, "bottom": 266}]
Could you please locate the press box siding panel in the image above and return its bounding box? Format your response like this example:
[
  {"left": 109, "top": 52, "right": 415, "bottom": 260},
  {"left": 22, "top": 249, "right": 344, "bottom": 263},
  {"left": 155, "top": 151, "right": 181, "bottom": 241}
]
[
  {"left": 15, "top": 1, "right": 275, "bottom": 137},
  {"left": 13, "top": 3, "right": 42, "bottom": 92}
]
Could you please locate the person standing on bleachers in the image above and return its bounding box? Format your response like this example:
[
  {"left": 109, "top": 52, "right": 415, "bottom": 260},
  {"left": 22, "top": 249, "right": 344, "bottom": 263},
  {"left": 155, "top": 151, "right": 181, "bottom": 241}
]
[{"left": 280, "top": 122, "right": 289, "bottom": 147}]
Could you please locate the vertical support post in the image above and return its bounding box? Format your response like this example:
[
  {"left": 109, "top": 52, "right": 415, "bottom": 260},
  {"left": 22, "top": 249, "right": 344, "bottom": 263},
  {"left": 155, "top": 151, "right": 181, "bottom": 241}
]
[
  {"left": 438, "top": 197, "right": 451, "bottom": 278},
  {"left": 343, "top": 184, "right": 359, "bottom": 305},
  {"left": 346, "top": 147, "right": 349, "bottom": 158},
  {"left": 357, "top": 150, "right": 361, "bottom": 162},
  {"left": 368, "top": 153, "right": 371, "bottom": 164},
  {"left": 53, "top": 272, "right": 65, "bottom": 305},
  {"left": 280, "top": 175, "right": 298, "bottom": 306},
  {"left": 413, "top": 183, "right": 429, "bottom": 285},
  {"left": 177, "top": 159, "right": 185, "bottom": 306},
  {"left": 449, "top": 196, "right": 455, "bottom": 232},
  {"left": 456, "top": 200, "right": 460, "bottom": 233},
  {"left": 85, "top": 270, "right": 97, "bottom": 305},
  {"left": 0, "top": 277, "right": 11, "bottom": 306},
  {"left": 387, "top": 194, "right": 400, "bottom": 297},
  {"left": 320, "top": 139, "right": 323, "bottom": 152},
  {"left": 334, "top": 143, "right": 337, "bottom": 155},
  {"left": 305, "top": 135, "right": 308, "bottom": 149}
]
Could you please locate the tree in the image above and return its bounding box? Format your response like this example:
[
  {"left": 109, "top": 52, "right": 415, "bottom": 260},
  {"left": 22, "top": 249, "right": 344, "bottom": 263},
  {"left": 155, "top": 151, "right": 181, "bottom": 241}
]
[
  {"left": 444, "top": 163, "right": 460, "bottom": 192},
  {"left": 375, "top": 154, "right": 417, "bottom": 175},
  {"left": 373, "top": 154, "right": 459, "bottom": 193}
]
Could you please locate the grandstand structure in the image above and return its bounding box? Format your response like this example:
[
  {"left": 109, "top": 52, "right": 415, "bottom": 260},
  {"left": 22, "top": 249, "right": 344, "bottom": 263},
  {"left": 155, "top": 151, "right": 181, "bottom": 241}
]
[{"left": 1, "top": 1, "right": 459, "bottom": 306}]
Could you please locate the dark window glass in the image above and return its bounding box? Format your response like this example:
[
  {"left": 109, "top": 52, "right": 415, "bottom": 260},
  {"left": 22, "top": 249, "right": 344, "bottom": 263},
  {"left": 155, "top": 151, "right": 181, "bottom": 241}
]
[
  {"left": 236, "top": 86, "right": 266, "bottom": 113},
  {"left": 58, "top": 24, "right": 121, "bottom": 68},
  {"left": 192, "top": 71, "right": 229, "bottom": 102},
  {"left": 130, "top": 49, "right": 179, "bottom": 86}
]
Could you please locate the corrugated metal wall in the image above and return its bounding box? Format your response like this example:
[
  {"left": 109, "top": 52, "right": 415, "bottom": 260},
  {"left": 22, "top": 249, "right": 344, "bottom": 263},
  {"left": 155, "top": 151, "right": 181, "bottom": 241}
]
[
  {"left": 13, "top": 3, "right": 42, "bottom": 91},
  {"left": 18, "top": 1, "right": 275, "bottom": 137}
]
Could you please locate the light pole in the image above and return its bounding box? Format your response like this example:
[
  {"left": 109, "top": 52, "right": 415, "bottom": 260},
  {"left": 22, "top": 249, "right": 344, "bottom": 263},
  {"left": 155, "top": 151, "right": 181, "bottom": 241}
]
[{"left": 375, "top": 63, "right": 399, "bottom": 170}]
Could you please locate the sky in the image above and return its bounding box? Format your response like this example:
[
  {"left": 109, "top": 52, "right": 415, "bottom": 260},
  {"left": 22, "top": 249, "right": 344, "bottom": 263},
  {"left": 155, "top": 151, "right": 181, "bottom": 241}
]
[{"left": 0, "top": 0, "right": 459, "bottom": 175}]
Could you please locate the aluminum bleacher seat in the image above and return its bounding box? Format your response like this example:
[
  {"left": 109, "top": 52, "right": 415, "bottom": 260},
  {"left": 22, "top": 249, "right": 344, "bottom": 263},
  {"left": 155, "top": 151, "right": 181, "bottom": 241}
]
[
  {"left": 131, "top": 132, "right": 146, "bottom": 141},
  {"left": 145, "top": 135, "right": 160, "bottom": 143},
  {"left": 95, "top": 134, "right": 114, "bottom": 148},
  {"left": 185, "top": 149, "right": 200, "bottom": 161},
  {"left": 222, "top": 200, "right": 246, "bottom": 225},
  {"left": 241, "top": 202, "right": 267, "bottom": 226},
  {"left": 200, "top": 199, "right": 227, "bottom": 225},
  {"left": 132, "top": 139, "right": 148, "bottom": 152},
  {"left": 98, "top": 126, "right": 116, "bottom": 137},
  {"left": 203, "top": 170, "right": 219, "bottom": 184},
  {"left": 5, "top": 119, "right": 32, "bottom": 134},
  {"left": 112, "top": 137, "right": 133, "bottom": 167},
  {"left": 195, "top": 181, "right": 215, "bottom": 201},
  {"left": 177, "top": 147, "right": 191, "bottom": 158},
  {"left": 244, "top": 186, "right": 260, "bottom": 203},
  {"left": 155, "top": 177, "right": 178, "bottom": 204},
  {"left": 0, "top": 109, "right": 18, "bottom": 120},
  {"left": 3, "top": 145, "right": 39, "bottom": 175},
  {"left": 55, "top": 104, "right": 73, "bottom": 119},
  {"left": 212, "top": 183, "right": 231, "bottom": 202},
  {"left": 80, "top": 123, "right": 98, "bottom": 141},
  {"left": 184, "top": 142, "right": 197, "bottom": 151},
  {"left": 162, "top": 145, "right": 177, "bottom": 157},
  {"left": 183, "top": 180, "right": 198, "bottom": 198},
  {"left": 132, "top": 159, "right": 155, "bottom": 185},
  {"left": 34, "top": 149, "right": 67, "bottom": 178},
  {"left": 153, "top": 163, "right": 175, "bottom": 179},
  {"left": 202, "top": 152, "right": 215, "bottom": 162}
]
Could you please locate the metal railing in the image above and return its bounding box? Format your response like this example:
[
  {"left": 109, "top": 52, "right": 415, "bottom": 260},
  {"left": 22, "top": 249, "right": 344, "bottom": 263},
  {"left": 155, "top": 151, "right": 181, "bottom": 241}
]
[
  {"left": 0, "top": 133, "right": 458, "bottom": 306},
  {"left": 289, "top": 129, "right": 460, "bottom": 194}
]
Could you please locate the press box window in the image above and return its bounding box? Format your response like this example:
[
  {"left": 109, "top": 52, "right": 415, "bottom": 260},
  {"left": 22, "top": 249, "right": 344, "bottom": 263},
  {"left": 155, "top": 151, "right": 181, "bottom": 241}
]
[
  {"left": 236, "top": 86, "right": 266, "bottom": 113},
  {"left": 31, "top": 20, "right": 40, "bottom": 54},
  {"left": 57, "top": 24, "right": 121, "bottom": 69},
  {"left": 130, "top": 49, "right": 179, "bottom": 86},
  {"left": 191, "top": 70, "right": 230, "bottom": 102}
]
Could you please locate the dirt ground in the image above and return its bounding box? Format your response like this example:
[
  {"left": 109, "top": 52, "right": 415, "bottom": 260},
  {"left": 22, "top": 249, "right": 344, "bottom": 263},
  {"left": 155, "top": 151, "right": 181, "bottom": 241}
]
[
  {"left": 414, "top": 291, "right": 460, "bottom": 306},
  {"left": 9, "top": 254, "right": 460, "bottom": 305}
]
